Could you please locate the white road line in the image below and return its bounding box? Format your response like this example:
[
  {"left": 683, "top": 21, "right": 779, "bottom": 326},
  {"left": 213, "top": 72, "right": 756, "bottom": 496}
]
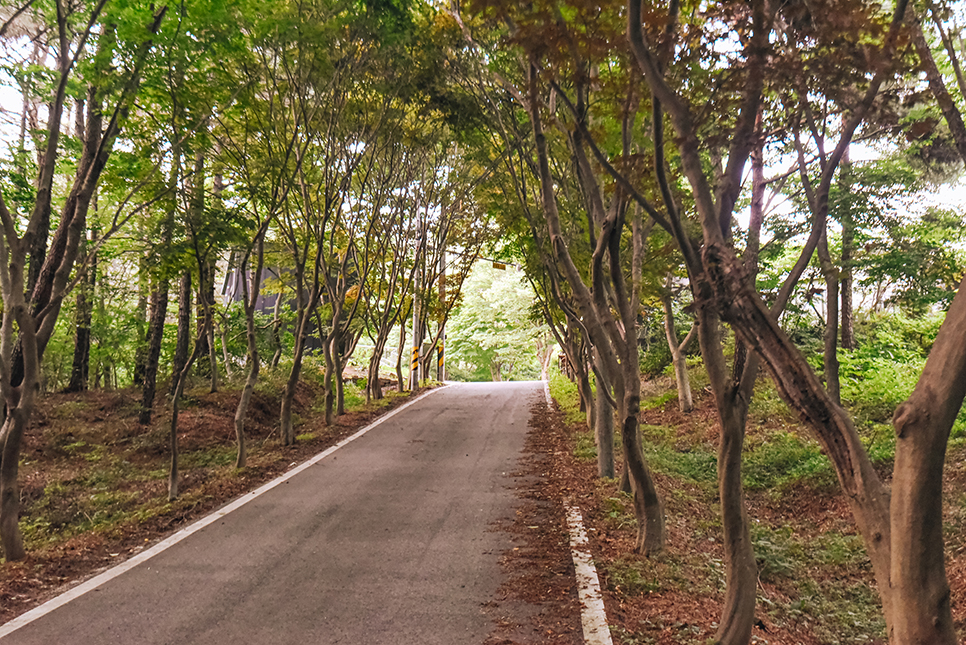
[
  {"left": 0, "top": 385, "right": 451, "bottom": 638},
  {"left": 543, "top": 381, "right": 613, "bottom": 645},
  {"left": 564, "top": 502, "right": 614, "bottom": 645}
]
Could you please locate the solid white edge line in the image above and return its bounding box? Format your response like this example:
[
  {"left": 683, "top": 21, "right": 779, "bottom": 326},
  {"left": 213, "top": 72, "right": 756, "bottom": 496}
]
[
  {"left": 543, "top": 381, "right": 613, "bottom": 645},
  {"left": 0, "top": 384, "right": 452, "bottom": 639},
  {"left": 564, "top": 502, "right": 614, "bottom": 645}
]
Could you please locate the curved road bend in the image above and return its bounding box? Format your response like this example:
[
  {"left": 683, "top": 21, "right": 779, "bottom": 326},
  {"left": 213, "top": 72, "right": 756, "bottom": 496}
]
[{"left": 0, "top": 381, "right": 544, "bottom": 645}]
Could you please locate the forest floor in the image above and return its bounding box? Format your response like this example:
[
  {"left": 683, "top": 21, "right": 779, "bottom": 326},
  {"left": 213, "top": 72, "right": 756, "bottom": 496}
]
[
  {"left": 540, "top": 372, "right": 966, "bottom": 645},
  {"left": 4, "top": 373, "right": 966, "bottom": 644}
]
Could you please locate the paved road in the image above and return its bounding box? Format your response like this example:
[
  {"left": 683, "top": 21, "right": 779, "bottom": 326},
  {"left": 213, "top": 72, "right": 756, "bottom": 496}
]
[{"left": 1, "top": 381, "right": 543, "bottom": 645}]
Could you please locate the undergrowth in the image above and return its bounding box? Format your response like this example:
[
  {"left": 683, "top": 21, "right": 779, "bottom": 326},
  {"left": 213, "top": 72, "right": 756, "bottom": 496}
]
[{"left": 548, "top": 358, "right": 891, "bottom": 644}]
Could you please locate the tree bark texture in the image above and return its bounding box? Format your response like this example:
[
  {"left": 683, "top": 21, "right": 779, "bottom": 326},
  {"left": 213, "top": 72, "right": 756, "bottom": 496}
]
[
  {"left": 171, "top": 271, "right": 192, "bottom": 395},
  {"left": 661, "top": 289, "right": 694, "bottom": 412},
  {"left": 234, "top": 232, "right": 266, "bottom": 469},
  {"left": 396, "top": 320, "right": 407, "bottom": 392},
  {"left": 133, "top": 257, "right": 148, "bottom": 387},
  {"left": 697, "top": 303, "right": 757, "bottom": 645},
  {"left": 816, "top": 230, "right": 841, "bottom": 404},
  {"left": 66, "top": 234, "right": 94, "bottom": 393},
  {"left": 888, "top": 275, "right": 966, "bottom": 644},
  {"left": 138, "top": 280, "right": 170, "bottom": 425},
  {"left": 594, "top": 366, "right": 615, "bottom": 479},
  {"left": 702, "top": 242, "right": 895, "bottom": 623},
  {"left": 280, "top": 308, "right": 310, "bottom": 445}
]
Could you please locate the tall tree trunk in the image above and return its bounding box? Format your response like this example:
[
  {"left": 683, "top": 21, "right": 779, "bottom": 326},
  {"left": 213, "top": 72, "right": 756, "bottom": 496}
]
[
  {"left": 817, "top": 229, "right": 841, "bottom": 404},
  {"left": 368, "top": 335, "right": 387, "bottom": 401},
  {"left": 133, "top": 255, "right": 149, "bottom": 387},
  {"left": 592, "top": 346, "right": 615, "bottom": 478},
  {"left": 335, "top": 346, "right": 346, "bottom": 416},
  {"left": 280, "top": 310, "right": 310, "bottom": 445},
  {"left": 396, "top": 320, "right": 407, "bottom": 392},
  {"left": 170, "top": 271, "right": 192, "bottom": 395},
  {"left": 323, "top": 333, "right": 336, "bottom": 426},
  {"left": 527, "top": 59, "right": 664, "bottom": 553},
  {"left": 65, "top": 232, "right": 95, "bottom": 393},
  {"left": 888, "top": 275, "right": 966, "bottom": 644},
  {"left": 0, "top": 411, "right": 29, "bottom": 561},
  {"left": 270, "top": 293, "right": 283, "bottom": 369},
  {"left": 168, "top": 334, "right": 203, "bottom": 501},
  {"left": 207, "top": 308, "right": 218, "bottom": 391},
  {"left": 697, "top": 303, "right": 758, "bottom": 645},
  {"left": 138, "top": 280, "right": 170, "bottom": 425},
  {"left": 619, "top": 361, "right": 664, "bottom": 555},
  {"left": 196, "top": 278, "right": 211, "bottom": 377},
  {"left": 594, "top": 372, "right": 615, "bottom": 479},
  {"left": 578, "top": 368, "right": 594, "bottom": 430},
  {"left": 234, "top": 233, "right": 265, "bottom": 469},
  {"left": 839, "top": 145, "right": 855, "bottom": 351},
  {"left": 0, "top": 279, "right": 42, "bottom": 562},
  {"left": 660, "top": 288, "right": 694, "bottom": 412}
]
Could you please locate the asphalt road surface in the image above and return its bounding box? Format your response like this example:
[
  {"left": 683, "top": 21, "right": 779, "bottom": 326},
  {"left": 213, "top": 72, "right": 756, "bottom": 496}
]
[{"left": 0, "top": 381, "right": 543, "bottom": 645}]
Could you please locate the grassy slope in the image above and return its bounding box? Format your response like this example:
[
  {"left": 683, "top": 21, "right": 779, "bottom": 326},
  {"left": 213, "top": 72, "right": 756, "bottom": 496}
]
[{"left": 548, "top": 365, "right": 966, "bottom": 645}]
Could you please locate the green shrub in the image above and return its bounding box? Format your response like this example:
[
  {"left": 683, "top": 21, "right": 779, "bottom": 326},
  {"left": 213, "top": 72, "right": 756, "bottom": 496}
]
[
  {"left": 640, "top": 340, "right": 672, "bottom": 379},
  {"left": 840, "top": 355, "right": 922, "bottom": 424}
]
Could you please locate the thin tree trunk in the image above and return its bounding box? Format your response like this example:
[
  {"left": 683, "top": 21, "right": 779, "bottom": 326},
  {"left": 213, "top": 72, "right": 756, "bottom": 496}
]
[
  {"left": 335, "top": 346, "right": 345, "bottom": 415},
  {"left": 170, "top": 271, "right": 191, "bottom": 395},
  {"left": 133, "top": 255, "right": 148, "bottom": 387},
  {"left": 218, "top": 318, "right": 233, "bottom": 381},
  {"left": 578, "top": 368, "right": 594, "bottom": 430},
  {"left": 138, "top": 280, "right": 170, "bottom": 425},
  {"left": 168, "top": 336, "right": 203, "bottom": 501},
  {"left": 323, "top": 333, "right": 336, "bottom": 426},
  {"left": 594, "top": 371, "right": 615, "bottom": 479},
  {"left": 660, "top": 287, "right": 694, "bottom": 412},
  {"left": 66, "top": 232, "right": 94, "bottom": 393},
  {"left": 839, "top": 145, "right": 855, "bottom": 351},
  {"left": 620, "top": 367, "right": 664, "bottom": 555},
  {"left": 234, "top": 232, "right": 265, "bottom": 469},
  {"left": 270, "top": 293, "right": 283, "bottom": 369},
  {"left": 280, "top": 307, "right": 310, "bottom": 445},
  {"left": 817, "top": 229, "right": 841, "bottom": 404},
  {"left": 368, "top": 335, "right": 387, "bottom": 400},
  {"left": 396, "top": 321, "right": 407, "bottom": 392}
]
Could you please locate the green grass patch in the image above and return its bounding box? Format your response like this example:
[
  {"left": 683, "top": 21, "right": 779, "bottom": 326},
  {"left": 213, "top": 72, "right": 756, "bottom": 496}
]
[
  {"left": 645, "top": 444, "right": 717, "bottom": 485},
  {"left": 743, "top": 432, "right": 834, "bottom": 490},
  {"left": 641, "top": 390, "right": 676, "bottom": 411},
  {"left": 603, "top": 554, "right": 661, "bottom": 596},
  {"left": 181, "top": 446, "right": 236, "bottom": 468},
  {"left": 574, "top": 430, "right": 597, "bottom": 461},
  {"left": 602, "top": 495, "right": 637, "bottom": 530},
  {"left": 748, "top": 378, "right": 796, "bottom": 423},
  {"left": 548, "top": 368, "right": 587, "bottom": 427},
  {"left": 342, "top": 382, "right": 366, "bottom": 411}
]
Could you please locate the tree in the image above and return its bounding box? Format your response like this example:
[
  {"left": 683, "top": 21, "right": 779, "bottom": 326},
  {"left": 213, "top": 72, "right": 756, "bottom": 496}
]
[{"left": 1, "top": 0, "right": 167, "bottom": 562}]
